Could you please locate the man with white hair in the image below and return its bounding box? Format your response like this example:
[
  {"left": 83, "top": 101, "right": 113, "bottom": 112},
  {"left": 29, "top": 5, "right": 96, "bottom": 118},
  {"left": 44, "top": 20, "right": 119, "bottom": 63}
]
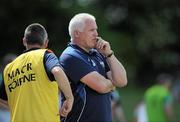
[{"left": 59, "top": 13, "right": 127, "bottom": 122}]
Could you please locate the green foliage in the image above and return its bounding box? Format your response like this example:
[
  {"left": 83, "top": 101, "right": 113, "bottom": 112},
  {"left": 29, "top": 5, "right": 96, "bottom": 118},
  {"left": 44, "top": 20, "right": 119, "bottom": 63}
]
[
  {"left": 0, "top": 0, "right": 70, "bottom": 56},
  {"left": 1, "top": 0, "right": 180, "bottom": 86}
]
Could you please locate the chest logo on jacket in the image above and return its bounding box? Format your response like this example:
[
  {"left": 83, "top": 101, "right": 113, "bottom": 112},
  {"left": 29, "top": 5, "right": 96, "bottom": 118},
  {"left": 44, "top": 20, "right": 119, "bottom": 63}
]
[{"left": 88, "top": 58, "right": 96, "bottom": 67}]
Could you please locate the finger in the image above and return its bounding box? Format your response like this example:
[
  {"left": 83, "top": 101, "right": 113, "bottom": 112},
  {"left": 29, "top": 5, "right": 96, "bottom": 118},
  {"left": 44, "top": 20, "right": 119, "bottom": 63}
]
[
  {"left": 60, "top": 105, "right": 67, "bottom": 116},
  {"left": 96, "top": 37, "right": 102, "bottom": 42},
  {"left": 61, "top": 112, "right": 67, "bottom": 117},
  {"left": 98, "top": 41, "right": 106, "bottom": 49},
  {"left": 60, "top": 109, "right": 68, "bottom": 117},
  {"left": 96, "top": 39, "right": 105, "bottom": 49},
  {"left": 60, "top": 110, "right": 65, "bottom": 117}
]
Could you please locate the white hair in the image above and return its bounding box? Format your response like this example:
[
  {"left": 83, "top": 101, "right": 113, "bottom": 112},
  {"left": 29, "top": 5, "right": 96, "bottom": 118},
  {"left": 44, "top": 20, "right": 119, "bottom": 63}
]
[{"left": 68, "top": 13, "right": 96, "bottom": 39}]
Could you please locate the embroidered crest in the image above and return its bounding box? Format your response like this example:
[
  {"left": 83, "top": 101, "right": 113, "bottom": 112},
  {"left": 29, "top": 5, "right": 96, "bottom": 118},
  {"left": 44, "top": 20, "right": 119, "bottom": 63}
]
[
  {"left": 88, "top": 58, "right": 96, "bottom": 67},
  {"left": 100, "top": 61, "right": 105, "bottom": 68}
]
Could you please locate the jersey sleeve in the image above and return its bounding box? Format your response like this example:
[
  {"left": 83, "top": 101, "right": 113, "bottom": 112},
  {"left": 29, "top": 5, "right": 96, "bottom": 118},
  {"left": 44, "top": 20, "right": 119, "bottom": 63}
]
[
  {"left": 44, "top": 50, "right": 61, "bottom": 81},
  {"left": 60, "top": 54, "right": 96, "bottom": 84},
  {"left": 103, "top": 56, "right": 110, "bottom": 72},
  {"left": 99, "top": 53, "right": 110, "bottom": 73}
]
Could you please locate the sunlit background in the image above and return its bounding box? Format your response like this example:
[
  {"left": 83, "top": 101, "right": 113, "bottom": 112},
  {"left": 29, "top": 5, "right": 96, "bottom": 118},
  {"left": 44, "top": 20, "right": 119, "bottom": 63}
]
[{"left": 0, "top": 0, "right": 180, "bottom": 121}]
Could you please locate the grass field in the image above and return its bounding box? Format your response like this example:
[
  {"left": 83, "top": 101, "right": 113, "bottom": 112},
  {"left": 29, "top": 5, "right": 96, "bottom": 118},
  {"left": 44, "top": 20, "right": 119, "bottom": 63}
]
[{"left": 119, "top": 85, "right": 180, "bottom": 122}]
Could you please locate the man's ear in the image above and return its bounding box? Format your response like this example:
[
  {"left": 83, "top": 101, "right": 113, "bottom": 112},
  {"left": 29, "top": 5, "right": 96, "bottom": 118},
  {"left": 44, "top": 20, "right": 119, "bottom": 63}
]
[
  {"left": 44, "top": 39, "right": 49, "bottom": 48},
  {"left": 23, "top": 37, "right": 27, "bottom": 47},
  {"left": 74, "top": 30, "right": 80, "bottom": 38}
]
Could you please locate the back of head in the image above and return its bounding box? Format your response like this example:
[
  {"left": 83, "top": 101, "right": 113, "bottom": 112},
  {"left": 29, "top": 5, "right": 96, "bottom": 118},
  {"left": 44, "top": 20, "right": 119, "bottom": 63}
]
[
  {"left": 68, "top": 13, "right": 95, "bottom": 39},
  {"left": 156, "top": 73, "right": 173, "bottom": 88},
  {"left": 24, "top": 23, "right": 48, "bottom": 46}
]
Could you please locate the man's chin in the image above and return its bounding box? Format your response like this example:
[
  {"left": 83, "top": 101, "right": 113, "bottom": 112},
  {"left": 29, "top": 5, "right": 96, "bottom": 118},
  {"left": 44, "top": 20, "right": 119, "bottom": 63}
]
[{"left": 91, "top": 45, "right": 96, "bottom": 49}]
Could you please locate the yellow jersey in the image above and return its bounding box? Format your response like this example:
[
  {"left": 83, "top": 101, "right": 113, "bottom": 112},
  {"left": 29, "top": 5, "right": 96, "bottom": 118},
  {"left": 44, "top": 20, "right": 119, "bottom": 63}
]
[{"left": 3, "top": 49, "right": 60, "bottom": 122}]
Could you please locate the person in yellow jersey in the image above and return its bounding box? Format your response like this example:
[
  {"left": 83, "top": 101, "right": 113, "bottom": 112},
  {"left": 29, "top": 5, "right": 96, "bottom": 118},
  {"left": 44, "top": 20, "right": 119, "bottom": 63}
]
[{"left": 0, "top": 23, "right": 74, "bottom": 122}]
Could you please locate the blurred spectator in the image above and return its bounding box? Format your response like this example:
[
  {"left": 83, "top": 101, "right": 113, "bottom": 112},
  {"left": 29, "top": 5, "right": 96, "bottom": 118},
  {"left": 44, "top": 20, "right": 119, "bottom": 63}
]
[
  {"left": 133, "top": 100, "right": 148, "bottom": 122},
  {"left": 0, "top": 53, "right": 17, "bottom": 81},
  {"left": 111, "top": 90, "right": 126, "bottom": 122},
  {"left": 0, "top": 53, "right": 17, "bottom": 122},
  {"left": 144, "top": 73, "right": 174, "bottom": 122},
  {"left": 172, "top": 81, "right": 180, "bottom": 102}
]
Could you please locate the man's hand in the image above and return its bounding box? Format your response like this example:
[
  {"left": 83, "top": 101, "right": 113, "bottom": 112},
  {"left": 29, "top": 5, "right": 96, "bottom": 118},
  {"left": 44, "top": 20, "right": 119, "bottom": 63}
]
[
  {"left": 96, "top": 37, "right": 113, "bottom": 57},
  {"left": 60, "top": 98, "right": 73, "bottom": 117}
]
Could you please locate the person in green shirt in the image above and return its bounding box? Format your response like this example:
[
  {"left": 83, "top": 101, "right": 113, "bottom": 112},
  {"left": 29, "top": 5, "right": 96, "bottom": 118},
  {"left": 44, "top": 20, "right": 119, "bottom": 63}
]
[{"left": 144, "top": 73, "right": 174, "bottom": 122}]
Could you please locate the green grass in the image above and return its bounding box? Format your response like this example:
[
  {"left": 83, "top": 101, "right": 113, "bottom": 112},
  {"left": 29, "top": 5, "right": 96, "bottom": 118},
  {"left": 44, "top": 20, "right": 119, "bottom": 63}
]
[{"left": 118, "top": 85, "right": 180, "bottom": 122}]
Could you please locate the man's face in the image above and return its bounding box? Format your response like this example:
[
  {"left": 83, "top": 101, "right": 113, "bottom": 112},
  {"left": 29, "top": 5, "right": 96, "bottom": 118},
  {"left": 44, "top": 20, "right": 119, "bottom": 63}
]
[{"left": 79, "top": 19, "right": 98, "bottom": 50}]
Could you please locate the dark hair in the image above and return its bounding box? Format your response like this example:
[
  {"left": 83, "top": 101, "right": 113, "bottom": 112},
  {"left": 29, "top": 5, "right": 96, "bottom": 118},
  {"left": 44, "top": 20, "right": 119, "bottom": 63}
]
[
  {"left": 24, "top": 23, "right": 48, "bottom": 46},
  {"left": 156, "top": 73, "right": 173, "bottom": 84}
]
